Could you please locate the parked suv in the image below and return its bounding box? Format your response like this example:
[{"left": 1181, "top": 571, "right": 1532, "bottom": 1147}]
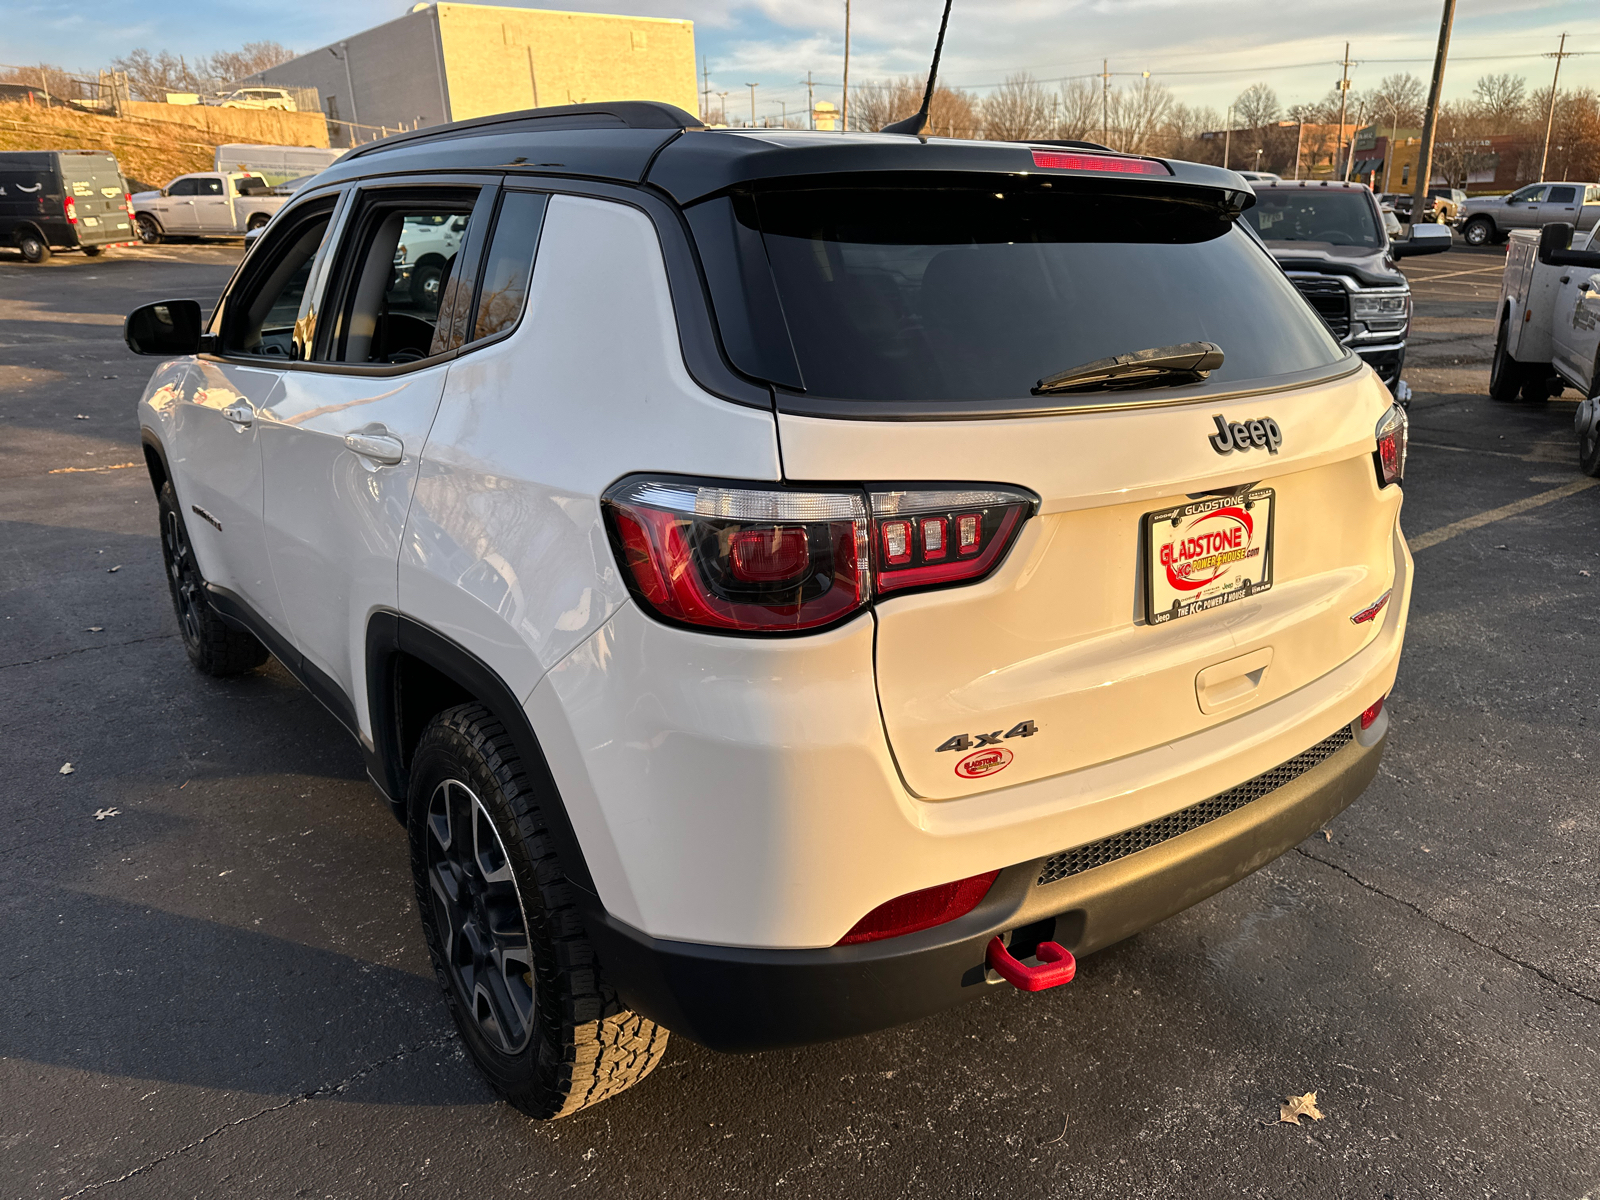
[
  {"left": 1460, "top": 182, "right": 1600, "bottom": 246},
  {"left": 127, "top": 102, "right": 1412, "bottom": 1119},
  {"left": 1244, "top": 179, "right": 1451, "bottom": 391}
]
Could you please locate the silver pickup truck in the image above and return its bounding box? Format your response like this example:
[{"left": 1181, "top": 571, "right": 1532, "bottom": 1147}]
[
  {"left": 131, "top": 171, "right": 290, "bottom": 243},
  {"left": 1460, "top": 182, "right": 1600, "bottom": 247},
  {"left": 1491, "top": 222, "right": 1600, "bottom": 472}
]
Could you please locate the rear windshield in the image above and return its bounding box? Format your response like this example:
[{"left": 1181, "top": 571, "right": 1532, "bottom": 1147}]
[
  {"left": 691, "top": 182, "right": 1346, "bottom": 405},
  {"left": 1241, "top": 189, "right": 1382, "bottom": 248}
]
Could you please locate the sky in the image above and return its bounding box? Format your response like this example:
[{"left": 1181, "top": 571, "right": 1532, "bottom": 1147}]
[{"left": 3, "top": 0, "right": 1598, "bottom": 125}]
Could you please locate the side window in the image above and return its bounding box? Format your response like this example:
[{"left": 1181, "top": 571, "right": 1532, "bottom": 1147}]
[
  {"left": 218, "top": 201, "right": 336, "bottom": 358},
  {"left": 323, "top": 191, "right": 479, "bottom": 365},
  {"left": 1510, "top": 185, "right": 1546, "bottom": 204},
  {"left": 200, "top": 177, "right": 225, "bottom": 196},
  {"left": 1547, "top": 186, "right": 1577, "bottom": 205},
  {"left": 168, "top": 178, "right": 198, "bottom": 197},
  {"left": 469, "top": 190, "right": 549, "bottom": 343}
]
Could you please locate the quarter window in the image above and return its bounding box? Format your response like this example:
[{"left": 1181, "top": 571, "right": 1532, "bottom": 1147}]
[{"left": 470, "top": 191, "right": 548, "bottom": 342}]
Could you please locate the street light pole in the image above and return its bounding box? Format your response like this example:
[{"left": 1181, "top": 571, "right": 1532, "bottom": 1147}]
[
  {"left": 1409, "top": 0, "right": 1457, "bottom": 224},
  {"left": 745, "top": 82, "right": 758, "bottom": 127},
  {"left": 841, "top": 0, "right": 851, "bottom": 133},
  {"left": 329, "top": 42, "right": 360, "bottom": 143},
  {"left": 1334, "top": 42, "right": 1353, "bottom": 179}
]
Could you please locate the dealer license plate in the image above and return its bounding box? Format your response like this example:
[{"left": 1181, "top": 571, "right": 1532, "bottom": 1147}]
[{"left": 1143, "top": 489, "right": 1274, "bottom": 625}]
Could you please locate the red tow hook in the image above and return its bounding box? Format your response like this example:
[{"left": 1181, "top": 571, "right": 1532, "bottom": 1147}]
[{"left": 986, "top": 936, "right": 1076, "bottom": 991}]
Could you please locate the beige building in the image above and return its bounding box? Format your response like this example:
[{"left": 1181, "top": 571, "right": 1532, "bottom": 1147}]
[{"left": 251, "top": 3, "right": 698, "bottom": 146}]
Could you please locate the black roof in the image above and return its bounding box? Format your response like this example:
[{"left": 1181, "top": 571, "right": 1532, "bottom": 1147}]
[{"left": 321, "top": 100, "right": 1253, "bottom": 207}]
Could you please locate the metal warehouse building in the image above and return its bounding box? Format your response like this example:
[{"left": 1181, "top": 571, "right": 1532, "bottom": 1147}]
[{"left": 250, "top": 2, "right": 698, "bottom": 146}]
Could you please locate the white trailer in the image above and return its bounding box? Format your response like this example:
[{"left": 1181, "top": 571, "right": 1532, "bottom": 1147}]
[
  {"left": 212, "top": 144, "right": 343, "bottom": 180},
  {"left": 1490, "top": 222, "right": 1600, "bottom": 473}
]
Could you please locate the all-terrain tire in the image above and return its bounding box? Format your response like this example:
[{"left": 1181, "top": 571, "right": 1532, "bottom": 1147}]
[
  {"left": 408, "top": 704, "right": 669, "bottom": 1119},
  {"left": 1489, "top": 313, "right": 1535, "bottom": 402},
  {"left": 157, "top": 483, "right": 270, "bottom": 676},
  {"left": 246, "top": 213, "right": 270, "bottom": 232},
  {"left": 1462, "top": 216, "right": 1495, "bottom": 247},
  {"left": 135, "top": 214, "right": 162, "bottom": 245},
  {"left": 17, "top": 232, "right": 49, "bottom": 263}
]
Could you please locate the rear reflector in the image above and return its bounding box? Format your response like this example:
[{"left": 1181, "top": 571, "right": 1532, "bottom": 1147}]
[
  {"left": 1360, "top": 695, "right": 1385, "bottom": 730},
  {"left": 1031, "top": 150, "right": 1170, "bottom": 176},
  {"left": 837, "top": 870, "right": 1000, "bottom": 945}
]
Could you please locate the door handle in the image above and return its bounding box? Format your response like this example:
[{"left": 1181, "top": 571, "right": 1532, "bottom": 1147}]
[
  {"left": 344, "top": 432, "right": 403, "bottom": 465},
  {"left": 221, "top": 403, "right": 254, "bottom": 427}
]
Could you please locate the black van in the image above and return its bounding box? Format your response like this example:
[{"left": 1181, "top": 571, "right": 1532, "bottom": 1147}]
[{"left": 1, "top": 150, "right": 133, "bottom": 263}]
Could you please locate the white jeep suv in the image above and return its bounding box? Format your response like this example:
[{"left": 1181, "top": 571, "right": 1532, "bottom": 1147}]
[{"left": 126, "top": 102, "right": 1411, "bottom": 1119}]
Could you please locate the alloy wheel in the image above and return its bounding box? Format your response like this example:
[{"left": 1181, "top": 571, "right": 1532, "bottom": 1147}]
[
  {"left": 426, "top": 779, "right": 536, "bottom": 1055},
  {"left": 161, "top": 509, "right": 203, "bottom": 646}
]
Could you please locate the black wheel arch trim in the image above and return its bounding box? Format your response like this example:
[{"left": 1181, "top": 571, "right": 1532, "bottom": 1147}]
[{"left": 365, "top": 612, "right": 601, "bottom": 900}]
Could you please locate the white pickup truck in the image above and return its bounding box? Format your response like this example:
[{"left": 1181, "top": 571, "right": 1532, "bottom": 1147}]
[
  {"left": 131, "top": 172, "right": 289, "bottom": 243},
  {"left": 1491, "top": 221, "right": 1600, "bottom": 473}
]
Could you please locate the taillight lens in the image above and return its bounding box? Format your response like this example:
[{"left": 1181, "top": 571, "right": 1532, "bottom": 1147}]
[
  {"left": 603, "top": 479, "right": 870, "bottom": 633},
  {"left": 869, "top": 488, "right": 1034, "bottom": 595},
  {"left": 64, "top": 196, "right": 78, "bottom": 225},
  {"left": 1360, "top": 694, "right": 1385, "bottom": 730},
  {"left": 836, "top": 870, "right": 1000, "bottom": 945},
  {"left": 1374, "top": 404, "right": 1408, "bottom": 487},
  {"left": 603, "top": 479, "right": 1037, "bottom": 633}
]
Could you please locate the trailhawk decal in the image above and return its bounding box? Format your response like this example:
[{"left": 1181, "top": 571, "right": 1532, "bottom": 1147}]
[
  {"left": 1349, "top": 589, "right": 1391, "bottom": 625},
  {"left": 955, "top": 747, "right": 1013, "bottom": 778},
  {"left": 1144, "top": 489, "right": 1275, "bottom": 625}
]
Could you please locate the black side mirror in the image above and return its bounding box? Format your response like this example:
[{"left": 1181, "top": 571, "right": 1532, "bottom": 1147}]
[
  {"left": 125, "top": 300, "right": 203, "bottom": 356},
  {"left": 1537, "top": 222, "right": 1600, "bottom": 268}
]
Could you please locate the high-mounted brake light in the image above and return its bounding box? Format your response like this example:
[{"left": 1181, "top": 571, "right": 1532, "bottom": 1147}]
[
  {"left": 1031, "top": 150, "right": 1170, "bottom": 176},
  {"left": 63, "top": 196, "right": 78, "bottom": 225},
  {"left": 1374, "top": 404, "right": 1408, "bottom": 487},
  {"left": 603, "top": 479, "right": 1037, "bottom": 633}
]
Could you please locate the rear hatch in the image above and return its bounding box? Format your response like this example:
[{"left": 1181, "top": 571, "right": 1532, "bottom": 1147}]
[
  {"left": 56, "top": 151, "right": 131, "bottom": 245},
  {"left": 691, "top": 162, "right": 1402, "bottom": 800}
]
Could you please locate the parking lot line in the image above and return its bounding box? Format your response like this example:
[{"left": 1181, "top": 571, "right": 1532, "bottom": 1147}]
[{"left": 1409, "top": 478, "right": 1599, "bottom": 552}]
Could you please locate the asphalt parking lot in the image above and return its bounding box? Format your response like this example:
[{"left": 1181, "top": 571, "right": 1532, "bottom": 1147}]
[{"left": 2, "top": 238, "right": 1597, "bottom": 1199}]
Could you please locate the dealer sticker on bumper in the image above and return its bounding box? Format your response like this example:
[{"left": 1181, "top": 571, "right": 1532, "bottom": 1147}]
[{"left": 1143, "top": 489, "right": 1274, "bottom": 625}]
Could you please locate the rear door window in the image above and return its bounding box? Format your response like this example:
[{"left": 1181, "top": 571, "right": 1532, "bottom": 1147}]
[{"left": 692, "top": 181, "right": 1346, "bottom": 404}]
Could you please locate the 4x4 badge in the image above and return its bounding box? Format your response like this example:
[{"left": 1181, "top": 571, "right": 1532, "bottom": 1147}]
[{"left": 1209, "top": 414, "right": 1282, "bottom": 455}]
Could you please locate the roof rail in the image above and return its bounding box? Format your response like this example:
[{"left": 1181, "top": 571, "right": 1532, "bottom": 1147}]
[{"left": 344, "top": 101, "right": 704, "bottom": 159}]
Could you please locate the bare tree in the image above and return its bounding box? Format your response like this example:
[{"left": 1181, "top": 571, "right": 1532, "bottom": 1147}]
[
  {"left": 0, "top": 62, "right": 85, "bottom": 99},
  {"left": 1472, "top": 73, "right": 1527, "bottom": 128},
  {"left": 1233, "top": 82, "right": 1280, "bottom": 133},
  {"left": 206, "top": 41, "right": 296, "bottom": 86},
  {"left": 1055, "top": 78, "right": 1101, "bottom": 141},
  {"left": 1110, "top": 76, "right": 1174, "bottom": 154},
  {"left": 110, "top": 49, "right": 209, "bottom": 100},
  {"left": 981, "top": 73, "right": 1051, "bottom": 141},
  {"left": 851, "top": 75, "right": 978, "bottom": 137},
  {"left": 1545, "top": 86, "right": 1600, "bottom": 182},
  {"left": 1363, "top": 73, "right": 1425, "bottom": 127}
]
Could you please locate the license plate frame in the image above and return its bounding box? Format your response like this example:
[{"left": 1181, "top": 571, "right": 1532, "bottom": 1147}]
[{"left": 1143, "top": 488, "right": 1275, "bottom": 626}]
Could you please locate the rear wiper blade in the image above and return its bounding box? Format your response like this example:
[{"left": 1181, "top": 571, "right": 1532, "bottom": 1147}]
[{"left": 1033, "top": 342, "right": 1224, "bottom": 395}]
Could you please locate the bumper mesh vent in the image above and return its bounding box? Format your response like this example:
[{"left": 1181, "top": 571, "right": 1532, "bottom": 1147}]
[{"left": 1035, "top": 727, "right": 1355, "bottom": 887}]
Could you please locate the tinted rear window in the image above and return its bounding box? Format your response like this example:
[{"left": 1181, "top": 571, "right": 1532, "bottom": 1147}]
[{"left": 691, "top": 182, "right": 1346, "bottom": 405}]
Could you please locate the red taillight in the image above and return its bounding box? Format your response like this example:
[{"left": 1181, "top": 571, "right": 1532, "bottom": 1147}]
[
  {"left": 63, "top": 196, "right": 78, "bottom": 224},
  {"left": 1374, "top": 403, "right": 1408, "bottom": 487},
  {"left": 1031, "top": 150, "right": 1170, "bottom": 176},
  {"left": 1360, "top": 695, "right": 1385, "bottom": 730},
  {"left": 837, "top": 870, "right": 1000, "bottom": 945},
  {"left": 604, "top": 480, "right": 1037, "bottom": 633}
]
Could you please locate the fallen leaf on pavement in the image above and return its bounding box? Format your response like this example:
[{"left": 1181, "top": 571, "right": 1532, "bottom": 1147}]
[
  {"left": 107, "top": 565, "right": 121, "bottom": 573},
  {"left": 1320, "top": 827, "right": 1332, "bottom": 842},
  {"left": 1280, "top": 1092, "right": 1325, "bottom": 1125},
  {"left": 87, "top": 626, "right": 103, "bottom": 632},
  {"left": 59, "top": 763, "right": 75, "bottom": 775},
  {"left": 94, "top": 807, "right": 121, "bottom": 821}
]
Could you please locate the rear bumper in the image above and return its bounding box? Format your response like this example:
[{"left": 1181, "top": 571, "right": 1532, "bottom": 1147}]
[
  {"left": 591, "top": 717, "right": 1385, "bottom": 1052},
  {"left": 1355, "top": 342, "right": 1405, "bottom": 386}
]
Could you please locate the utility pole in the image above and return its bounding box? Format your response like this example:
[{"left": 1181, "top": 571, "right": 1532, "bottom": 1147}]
[
  {"left": 841, "top": 0, "right": 851, "bottom": 132},
  {"left": 1100, "top": 59, "right": 1111, "bottom": 147},
  {"left": 1223, "top": 105, "right": 1232, "bottom": 169},
  {"left": 1293, "top": 120, "right": 1304, "bottom": 179},
  {"left": 1334, "top": 42, "right": 1354, "bottom": 179},
  {"left": 745, "top": 82, "right": 758, "bottom": 127},
  {"left": 1410, "top": 0, "right": 1456, "bottom": 223},
  {"left": 806, "top": 71, "right": 815, "bottom": 130},
  {"left": 702, "top": 57, "right": 712, "bottom": 123},
  {"left": 1538, "top": 32, "right": 1573, "bottom": 181}
]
